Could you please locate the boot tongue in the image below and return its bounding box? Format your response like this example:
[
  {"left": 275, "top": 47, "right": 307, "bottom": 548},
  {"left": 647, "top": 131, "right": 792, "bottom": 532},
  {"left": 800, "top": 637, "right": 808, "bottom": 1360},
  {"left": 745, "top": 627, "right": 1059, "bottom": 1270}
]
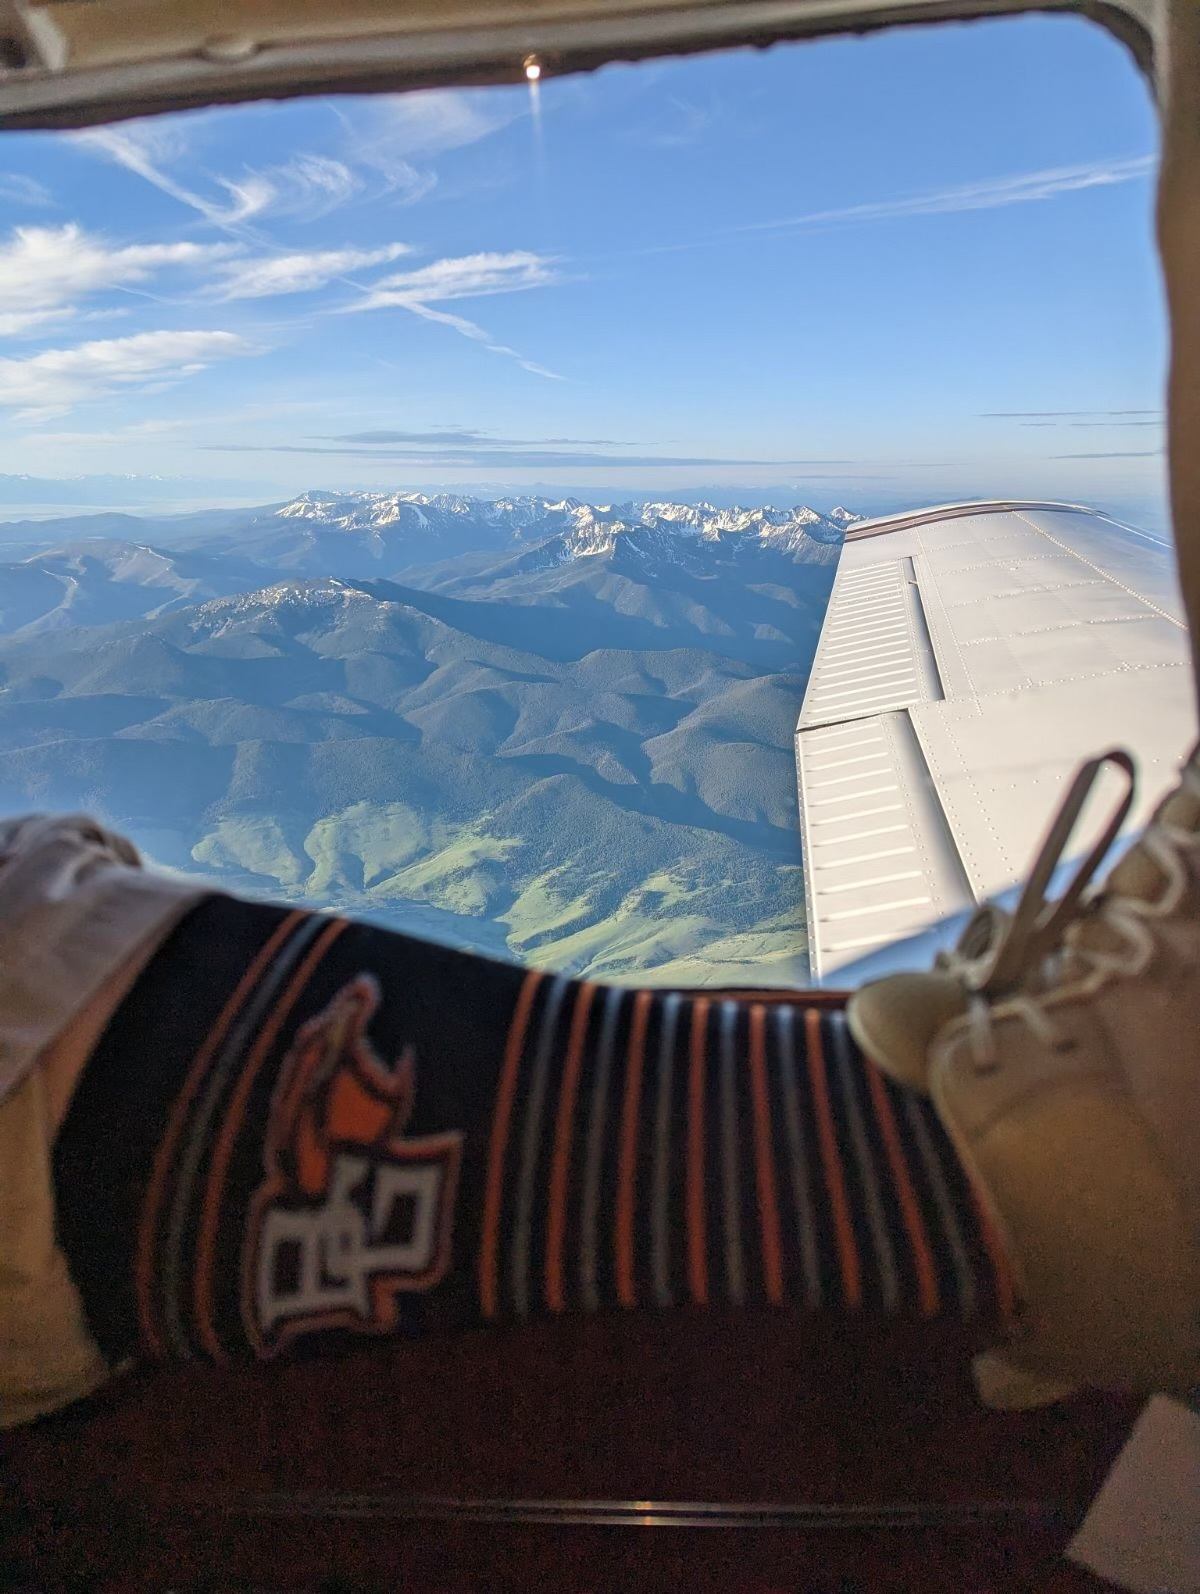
[
  {"left": 846, "top": 971, "right": 969, "bottom": 1091},
  {"left": 1104, "top": 780, "right": 1200, "bottom": 901}
]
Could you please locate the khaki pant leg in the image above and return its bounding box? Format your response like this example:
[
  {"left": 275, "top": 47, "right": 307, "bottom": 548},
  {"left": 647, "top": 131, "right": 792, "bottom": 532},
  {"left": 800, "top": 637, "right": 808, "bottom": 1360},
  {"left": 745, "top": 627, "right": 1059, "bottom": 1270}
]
[{"left": 0, "top": 1068, "right": 110, "bottom": 1431}]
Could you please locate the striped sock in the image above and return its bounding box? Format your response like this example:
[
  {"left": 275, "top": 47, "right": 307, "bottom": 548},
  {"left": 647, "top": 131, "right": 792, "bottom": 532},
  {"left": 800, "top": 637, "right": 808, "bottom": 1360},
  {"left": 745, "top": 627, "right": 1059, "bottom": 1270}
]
[
  {"left": 53, "top": 897, "right": 1012, "bottom": 1369},
  {"left": 479, "top": 974, "right": 1011, "bottom": 1325}
]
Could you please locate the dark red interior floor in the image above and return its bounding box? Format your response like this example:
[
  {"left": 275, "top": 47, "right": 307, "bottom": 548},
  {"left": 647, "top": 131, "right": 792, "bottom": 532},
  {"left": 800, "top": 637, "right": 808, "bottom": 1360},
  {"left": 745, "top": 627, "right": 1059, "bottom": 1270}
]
[{"left": 3, "top": 1309, "right": 1135, "bottom": 1591}]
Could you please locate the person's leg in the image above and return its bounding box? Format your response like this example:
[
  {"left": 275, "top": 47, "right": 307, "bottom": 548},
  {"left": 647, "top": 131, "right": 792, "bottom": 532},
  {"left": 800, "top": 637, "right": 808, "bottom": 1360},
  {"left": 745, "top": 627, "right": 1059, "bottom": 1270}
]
[
  {"left": 41, "top": 894, "right": 1008, "bottom": 1396},
  {"left": 0, "top": 814, "right": 206, "bottom": 1432}
]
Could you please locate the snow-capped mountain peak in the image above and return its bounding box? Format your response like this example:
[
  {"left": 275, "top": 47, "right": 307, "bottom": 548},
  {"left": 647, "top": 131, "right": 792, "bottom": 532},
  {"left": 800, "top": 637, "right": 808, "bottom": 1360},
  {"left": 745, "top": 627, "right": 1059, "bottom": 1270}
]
[
  {"left": 125, "top": 487, "right": 857, "bottom": 647},
  {"left": 270, "top": 489, "right": 858, "bottom": 567}
]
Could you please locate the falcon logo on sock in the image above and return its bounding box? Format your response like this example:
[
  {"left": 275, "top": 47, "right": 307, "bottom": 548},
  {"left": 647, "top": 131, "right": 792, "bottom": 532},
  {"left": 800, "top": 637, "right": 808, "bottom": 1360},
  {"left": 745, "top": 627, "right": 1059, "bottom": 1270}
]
[{"left": 245, "top": 974, "right": 462, "bottom": 1354}]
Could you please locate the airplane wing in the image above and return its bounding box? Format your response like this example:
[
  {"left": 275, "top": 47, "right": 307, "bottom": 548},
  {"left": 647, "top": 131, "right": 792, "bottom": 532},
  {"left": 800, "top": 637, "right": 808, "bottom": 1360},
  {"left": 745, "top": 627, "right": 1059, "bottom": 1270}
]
[{"left": 795, "top": 501, "right": 1196, "bottom": 983}]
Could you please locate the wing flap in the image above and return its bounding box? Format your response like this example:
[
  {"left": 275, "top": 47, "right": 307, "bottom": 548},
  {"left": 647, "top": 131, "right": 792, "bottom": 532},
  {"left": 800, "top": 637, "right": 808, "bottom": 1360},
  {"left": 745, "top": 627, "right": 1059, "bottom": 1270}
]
[{"left": 797, "top": 502, "right": 1196, "bottom": 982}]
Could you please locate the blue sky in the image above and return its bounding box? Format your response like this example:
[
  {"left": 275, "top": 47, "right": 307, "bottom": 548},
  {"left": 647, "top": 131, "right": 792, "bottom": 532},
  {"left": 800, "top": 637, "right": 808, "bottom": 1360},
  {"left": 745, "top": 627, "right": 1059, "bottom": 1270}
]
[{"left": 0, "top": 13, "right": 1169, "bottom": 525}]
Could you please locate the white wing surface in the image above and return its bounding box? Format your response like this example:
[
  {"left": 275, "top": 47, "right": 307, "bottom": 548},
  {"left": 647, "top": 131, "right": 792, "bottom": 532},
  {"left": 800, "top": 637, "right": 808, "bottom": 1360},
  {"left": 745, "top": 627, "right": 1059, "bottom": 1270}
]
[{"left": 796, "top": 501, "right": 1196, "bottom": 982}]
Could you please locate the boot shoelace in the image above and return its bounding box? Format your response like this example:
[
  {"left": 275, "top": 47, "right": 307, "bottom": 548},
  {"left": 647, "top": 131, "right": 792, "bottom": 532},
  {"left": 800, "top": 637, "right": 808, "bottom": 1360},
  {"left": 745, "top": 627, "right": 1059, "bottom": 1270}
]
[{"left": 932, "top": 748, "right": 1200, "bottom": 1070}]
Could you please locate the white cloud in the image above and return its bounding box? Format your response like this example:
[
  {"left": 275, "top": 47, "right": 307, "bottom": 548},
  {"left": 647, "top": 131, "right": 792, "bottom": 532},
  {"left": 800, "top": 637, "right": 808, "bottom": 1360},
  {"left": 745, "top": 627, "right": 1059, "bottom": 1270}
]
[
  {"left": 0, "top": 308, "right": 64, "bottom": 337},
  {"left": 212, "top": 243, "right": 411, "bottom": 300},
  {"left": 0, "top": 329, "right": 254, "bottom": 418},
  {"left": 211, "top": 172, "right": 277, "bottom": 226},
  {"left": 78, "top": 124, "right": 249, "bottom": 226},
  {"left": 363, "top": 89, "right": 519, "bottom": 161},
  {"left": 76, "top": 94, "right": 509, "bottom": 232},
  {"left": 342, "top": 89, "right": 519, "bottom": 202},
  {"left": 275, "top": 154, "right": 363, "bottom": 217},
  {"left": 344, "top": 250, "right": 563, "bottom": 378},
  {"left": 0, "top": 224, "right": 228, "bottom": 336},
  {"left": 79, "top": 125, "right": 367, "bottom": 227},
  {"left": 399, "top": 302, "right": 563, "bottom": 379},
  {"left": 369, "top": 161, "right": 437, "bottom": 207},
  {"left": 734, "top": 155, "right": 1158, "bottom": 236},
  {"left": 0, "top": 174, "right": 54, "bottom": 208},
  {"left": 213, "top": 154, "right": 367, "bottom": 223},
  {"left": 355, "top": 251, "right": 559, "bottom": 308}
]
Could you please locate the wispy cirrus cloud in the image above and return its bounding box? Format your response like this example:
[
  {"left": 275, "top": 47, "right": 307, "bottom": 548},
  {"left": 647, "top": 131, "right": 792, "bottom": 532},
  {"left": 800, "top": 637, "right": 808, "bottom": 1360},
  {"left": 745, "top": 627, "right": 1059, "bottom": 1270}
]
[
  {"left": 1051, "top": 449, "right": 1164, "bottom": 460},
  {"left": 341, "top": 88, "right": 521, "bottom": 199},
  {"left": 68, "top": 103, "right": 558, "bottom": 377},
  {"left": 326, "top": 428, "right": 626, "bottom": 446},
  {"left": 370, "top": 90, "right": 521, "bottom": 158},
  {"left": 0, "top": 329, "right": 254, "bottom": 419},
  {"left": 603, "top": 155, "right": 1160, "bottom": 265},
  {"left": 0, "top": 174, "right": 54, "bottom": 208},
  {"left": 730, "top": 155, "right": 1157, "bottom": 237},
  {"left": 210, "top": 243, "right": 412, "bottom": 301},
  {"left": 78, "top": 95, "right": 502, "bottom": 229},
  {"left": 264, "top": 154, "right": 367, "bottom": 219},
  {"left": 0, "top": 224, "right": 423, "bottom": 342},
  {"left": 78, "top": 124, "right": 373, "bottom": 228},
  {"left": 981, "top": 407, "right": 1164, "bottom": 431},
  {"left": 981, "top": 409, "right": 1162, "bottom": 417},
  {"left": 0, "top": 223, "right": 229, "bottom": 337},
  {"left": 79, "top": 124, "right": 267, "bottom": 227},
  {"left": 206, "top": 440, "right": 851, "bottom": 469},
  {"left": 352, "top": 252, "right": 560, "bottom": 308},
  {"left": 0, "top": 219, "right": 561, "bottom": 385},
  {"left": 402, "top": 304, "right": 565, "bottom": 381},
  {"left": 344, "top": 251, "right": 564, "bottom": 378}
]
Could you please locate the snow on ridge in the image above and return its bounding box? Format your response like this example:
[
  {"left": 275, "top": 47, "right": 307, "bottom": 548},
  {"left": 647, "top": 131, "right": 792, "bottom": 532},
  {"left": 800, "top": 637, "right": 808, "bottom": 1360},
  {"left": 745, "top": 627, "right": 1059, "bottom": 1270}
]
[
  {"left": 270, "top": 488, "right": 860, "bottom": 559},
  {"left": 193, "top": 577, "right": 375, "bottom": 622}
]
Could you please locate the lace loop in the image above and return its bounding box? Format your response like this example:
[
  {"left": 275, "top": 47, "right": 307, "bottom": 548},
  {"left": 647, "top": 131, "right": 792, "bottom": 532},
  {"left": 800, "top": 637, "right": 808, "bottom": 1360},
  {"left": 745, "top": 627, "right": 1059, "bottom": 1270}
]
[
  {"left": 934, "top": 748, "right": 1200, "bottom": 1072},
  {"left": 936, "top": 749, "right": 1150, "bottom": 1068},
  {"left": 984, "top": 748, "right": 1136, "bottom": 993}
]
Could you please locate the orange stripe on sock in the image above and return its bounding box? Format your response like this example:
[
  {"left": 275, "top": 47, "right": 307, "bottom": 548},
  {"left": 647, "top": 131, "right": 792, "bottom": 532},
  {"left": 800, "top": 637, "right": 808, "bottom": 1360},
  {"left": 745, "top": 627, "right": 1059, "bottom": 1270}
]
[
  {"left": 545, "top": 981, "right": 596, "bottom": 1313},
  {"left": 136, "top": 909, "right": 306, "bottom": 1360},
  {"left": 686, "top": 998, "right": 710, "bottom": 1306},
  {"left": 748, "top": 1005, "right": 784, "bottom": 1306},
  {"left": 479, "top": 970, "right": 544, "bottom": 1320},
  {"left": 194, "top": 915, "right": 348, "bottom": 1361},
  {"left": 805, "top": 1007, "right": 862, "bottom": 1310},
  {"left": 864, "top": 1061, "right": 940, "bottom": 1318},
  {"left": 615, "top": 989, "right": 653, "bottom": 1309}
]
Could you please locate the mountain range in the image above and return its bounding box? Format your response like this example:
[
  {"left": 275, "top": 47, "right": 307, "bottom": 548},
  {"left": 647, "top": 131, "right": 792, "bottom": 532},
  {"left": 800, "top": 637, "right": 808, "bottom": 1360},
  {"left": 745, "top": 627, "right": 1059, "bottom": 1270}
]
[{"left": 0, "top": 491, "right": 852, "bottom": 984}]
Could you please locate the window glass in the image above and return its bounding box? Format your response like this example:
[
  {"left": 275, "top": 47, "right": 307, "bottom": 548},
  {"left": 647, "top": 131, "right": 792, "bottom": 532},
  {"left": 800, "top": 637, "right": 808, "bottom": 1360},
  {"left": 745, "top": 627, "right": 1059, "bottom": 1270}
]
[{"left": 0, "top": 16, "right": 1167, "bottom": 984}]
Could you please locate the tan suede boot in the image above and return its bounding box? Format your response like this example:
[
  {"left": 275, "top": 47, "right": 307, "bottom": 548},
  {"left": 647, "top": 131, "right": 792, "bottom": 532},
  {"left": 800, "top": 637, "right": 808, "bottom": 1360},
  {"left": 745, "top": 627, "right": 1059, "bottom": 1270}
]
[{"left": 849, "top": 747, "right": 1200, "bottom": 1404}]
